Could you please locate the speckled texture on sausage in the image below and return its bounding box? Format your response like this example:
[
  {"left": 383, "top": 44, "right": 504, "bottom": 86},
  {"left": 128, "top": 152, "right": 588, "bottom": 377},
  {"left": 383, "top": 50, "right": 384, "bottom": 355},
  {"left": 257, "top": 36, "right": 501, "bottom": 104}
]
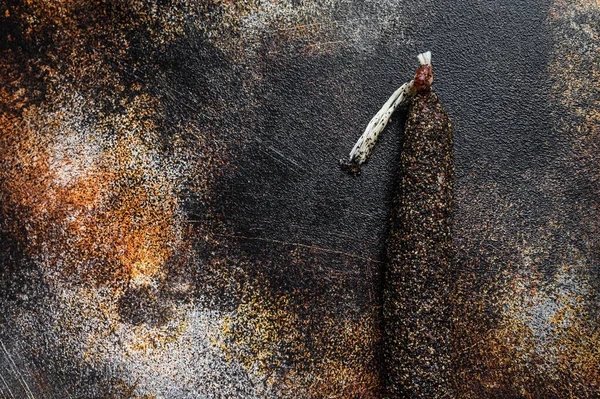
[{"left": 383, "top": 89, "right": 454, "bottom": 398}]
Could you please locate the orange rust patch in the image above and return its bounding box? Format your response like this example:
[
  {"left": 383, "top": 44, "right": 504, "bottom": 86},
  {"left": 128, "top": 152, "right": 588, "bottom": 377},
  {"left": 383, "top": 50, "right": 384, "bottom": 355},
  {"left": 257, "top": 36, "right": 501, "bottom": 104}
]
[
  {"left": 217, "top": 256, "right": 381, "bottom": 398},
  {"left": 0, "top": 95, "right": 180, "bottom": 286}
]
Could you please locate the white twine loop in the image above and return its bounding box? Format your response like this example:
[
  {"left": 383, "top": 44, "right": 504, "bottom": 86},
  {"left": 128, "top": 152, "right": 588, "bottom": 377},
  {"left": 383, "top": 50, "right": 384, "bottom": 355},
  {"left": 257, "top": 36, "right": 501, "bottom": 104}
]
[{"left": 341, "top": 51, "right": 431, "bottom": 171}]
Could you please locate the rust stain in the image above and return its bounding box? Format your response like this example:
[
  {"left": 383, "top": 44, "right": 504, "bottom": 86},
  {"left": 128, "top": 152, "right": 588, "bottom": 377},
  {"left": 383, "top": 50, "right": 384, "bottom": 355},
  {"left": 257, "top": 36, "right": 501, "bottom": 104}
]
[
  {"left": 219, "top": 280, "right": 381, "bottom": 397},
  {"left": 448, "top": 1, "right": 600, "bottom": 392}
]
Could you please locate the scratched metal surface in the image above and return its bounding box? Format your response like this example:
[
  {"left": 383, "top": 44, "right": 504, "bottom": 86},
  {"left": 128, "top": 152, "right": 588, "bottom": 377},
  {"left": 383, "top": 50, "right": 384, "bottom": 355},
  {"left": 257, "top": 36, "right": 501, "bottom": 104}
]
[{"left": 0, "top": 0, "right": 599, "bottom": 398}]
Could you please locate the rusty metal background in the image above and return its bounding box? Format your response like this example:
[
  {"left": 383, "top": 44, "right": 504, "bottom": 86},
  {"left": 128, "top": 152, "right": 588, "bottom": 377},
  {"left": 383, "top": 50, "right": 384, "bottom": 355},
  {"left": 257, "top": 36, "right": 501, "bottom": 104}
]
[{"left": 1, "top": 0, "right": 599, "bottom": 397}]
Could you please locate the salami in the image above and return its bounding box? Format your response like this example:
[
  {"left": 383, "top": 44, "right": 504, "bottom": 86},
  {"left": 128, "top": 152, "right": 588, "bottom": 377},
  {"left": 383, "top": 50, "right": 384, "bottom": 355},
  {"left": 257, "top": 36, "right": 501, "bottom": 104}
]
[{"left": 383, "top": 52, "right": 455, "bottom": 398}]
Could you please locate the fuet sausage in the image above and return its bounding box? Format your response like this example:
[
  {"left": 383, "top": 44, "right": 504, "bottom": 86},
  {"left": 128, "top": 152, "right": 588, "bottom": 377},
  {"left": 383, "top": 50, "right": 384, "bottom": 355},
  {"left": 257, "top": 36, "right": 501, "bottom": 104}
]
[{"left": 382, "top": 51, "right": 455, "bottom": 398}]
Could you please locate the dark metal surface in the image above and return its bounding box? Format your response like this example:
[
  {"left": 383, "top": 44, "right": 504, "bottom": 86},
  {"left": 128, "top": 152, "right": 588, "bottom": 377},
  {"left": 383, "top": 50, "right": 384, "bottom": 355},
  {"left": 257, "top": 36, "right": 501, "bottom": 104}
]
[{"left": 1, "top": 0, "right": 599, "bottom": 397}]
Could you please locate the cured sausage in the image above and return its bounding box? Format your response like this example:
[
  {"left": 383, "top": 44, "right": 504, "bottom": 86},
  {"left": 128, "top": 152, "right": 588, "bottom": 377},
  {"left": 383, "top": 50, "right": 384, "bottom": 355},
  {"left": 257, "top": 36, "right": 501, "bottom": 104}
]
[{"left": 383, "top": 52, "right": 455, "bottom": 398}]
